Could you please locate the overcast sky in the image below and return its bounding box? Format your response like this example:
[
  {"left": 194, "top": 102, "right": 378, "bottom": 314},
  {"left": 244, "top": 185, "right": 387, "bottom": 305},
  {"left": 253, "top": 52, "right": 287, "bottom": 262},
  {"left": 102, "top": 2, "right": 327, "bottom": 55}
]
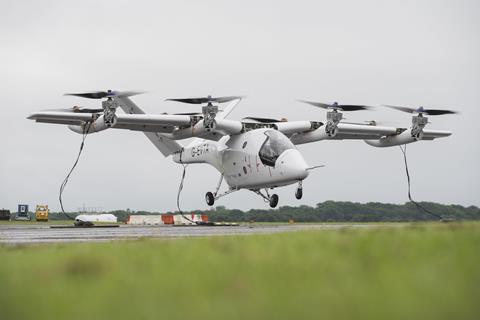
[{"left": 1, "top": 0, "right": 479, "bottom": 213}]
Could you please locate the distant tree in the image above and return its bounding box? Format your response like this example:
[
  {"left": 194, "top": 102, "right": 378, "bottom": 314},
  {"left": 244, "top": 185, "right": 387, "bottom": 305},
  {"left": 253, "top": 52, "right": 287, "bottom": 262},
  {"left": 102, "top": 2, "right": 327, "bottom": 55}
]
[{"left": 48, "top": 202, "right": 480, "bottom": 223}]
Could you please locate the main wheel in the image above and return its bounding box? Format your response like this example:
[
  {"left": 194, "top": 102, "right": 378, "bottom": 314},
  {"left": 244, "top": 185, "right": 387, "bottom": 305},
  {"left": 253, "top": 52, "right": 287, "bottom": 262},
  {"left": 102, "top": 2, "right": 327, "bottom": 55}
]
[
  {"left": 205, "top": 192, "right": 215, "bottom": 206},
  {"left": 269, "top": 194, "right": 279, "bottom": 208},
  {"left": 295, "top": 188, "right": 303, "bottom": 200}
]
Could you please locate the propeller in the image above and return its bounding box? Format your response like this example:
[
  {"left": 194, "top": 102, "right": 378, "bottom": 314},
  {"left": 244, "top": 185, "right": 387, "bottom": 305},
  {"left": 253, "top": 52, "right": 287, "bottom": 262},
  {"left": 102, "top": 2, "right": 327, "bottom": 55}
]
[
  {"left": 64, "top": 90, "right": 144, "bottom": 99},
  {"left": 341, "top": 119, "right": 404, "bottom": 127},
  {"left": 172, "top": 112, "right": 204, "bottom": 116},
  {"left": 166, "top": 95, "right": 243, "bottom": 105},
  {"left": 242, "top": 116, "right": 284, "bottom": 123},
  {"left": 46, "top": 106, "right": 104, "bottom": 113},
  {"left": 165, "top": 95, "right": 243, "bottom": 129},
  {"left": 298, "top": 100, "right": 372, "bottom": 111},
  {"left": 340, "top": 120, "right": 377, "bottom": 126},
  {"left": 384, "top": 105, "right": 458, "bottom": 116}
]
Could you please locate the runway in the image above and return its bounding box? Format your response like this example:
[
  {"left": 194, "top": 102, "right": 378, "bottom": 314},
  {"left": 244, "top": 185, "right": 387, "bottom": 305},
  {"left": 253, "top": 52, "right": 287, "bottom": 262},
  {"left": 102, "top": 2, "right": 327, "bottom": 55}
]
[{"left": 0, "top": 223, "right": 396, "bottom": 244}]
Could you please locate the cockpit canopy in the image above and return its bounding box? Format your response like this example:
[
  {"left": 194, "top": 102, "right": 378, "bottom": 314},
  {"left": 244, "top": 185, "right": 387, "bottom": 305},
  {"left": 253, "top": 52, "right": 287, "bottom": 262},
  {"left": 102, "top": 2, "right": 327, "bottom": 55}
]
[{"left": 259, "top": 130, "right": 295, "bottom": 167}]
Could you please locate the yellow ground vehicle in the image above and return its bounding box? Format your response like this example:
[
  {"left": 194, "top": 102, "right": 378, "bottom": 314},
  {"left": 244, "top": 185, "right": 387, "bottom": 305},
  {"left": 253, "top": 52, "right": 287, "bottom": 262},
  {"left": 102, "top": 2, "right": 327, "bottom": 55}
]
[{"left": 35, "top": 205, "right": 49, "bottom": 222}]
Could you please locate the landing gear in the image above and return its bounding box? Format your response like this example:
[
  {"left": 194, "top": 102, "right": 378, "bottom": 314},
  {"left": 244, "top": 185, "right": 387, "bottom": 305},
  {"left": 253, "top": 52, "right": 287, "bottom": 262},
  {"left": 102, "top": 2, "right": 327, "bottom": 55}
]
[
  {"left": 295, "top": 181, "right": 303, "bottom": 200},
  {"left": 205, "top": 192, "right": 215, "bottom": 206},
  {"left": 252, "top": 189, "right": 279, "bottom": 208},
  {"left": 295, "top": 188, "right": 303, "bottom": 200},
  {"left": 205, "top": 174, "right": 239, "bottom": 206},
  {"left": 206, "top": 174, "right": 223, "bottom": 206},
  {"left": 269, "top": 194, "right": 279, "bottom": 208}
]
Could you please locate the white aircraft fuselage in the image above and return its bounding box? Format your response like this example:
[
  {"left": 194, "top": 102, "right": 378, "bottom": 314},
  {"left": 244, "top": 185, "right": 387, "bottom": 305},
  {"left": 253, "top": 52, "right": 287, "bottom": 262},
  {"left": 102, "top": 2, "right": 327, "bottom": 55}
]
[{"left": 173, "top": 128, "right": 309, "bottom": 190}]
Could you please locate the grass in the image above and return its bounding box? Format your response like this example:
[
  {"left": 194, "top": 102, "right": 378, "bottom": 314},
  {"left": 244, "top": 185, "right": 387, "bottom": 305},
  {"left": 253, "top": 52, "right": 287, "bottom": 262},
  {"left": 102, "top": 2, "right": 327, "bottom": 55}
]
[{"left": 0, "top": 222, "right": 479, "bottom": 320}]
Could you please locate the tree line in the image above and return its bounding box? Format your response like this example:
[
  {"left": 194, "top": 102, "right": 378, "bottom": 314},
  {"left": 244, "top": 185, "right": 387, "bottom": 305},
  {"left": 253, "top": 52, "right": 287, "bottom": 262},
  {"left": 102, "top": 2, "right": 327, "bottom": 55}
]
[{"left": 47, "top": 201, "right": 480, "bottom": 222}]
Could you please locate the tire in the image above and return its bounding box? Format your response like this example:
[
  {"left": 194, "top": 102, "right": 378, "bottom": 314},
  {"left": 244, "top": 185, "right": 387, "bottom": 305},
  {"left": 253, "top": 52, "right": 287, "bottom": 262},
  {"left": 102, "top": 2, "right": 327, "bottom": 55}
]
[
  {"left": 205, "top": 192, "right": 215, "bottom": 206},
  {"left": 295, "top": 188, "right": 303, "bottom": 200},
  {"left": 269, "top": 194, "right": 279, "bottom": 208}
]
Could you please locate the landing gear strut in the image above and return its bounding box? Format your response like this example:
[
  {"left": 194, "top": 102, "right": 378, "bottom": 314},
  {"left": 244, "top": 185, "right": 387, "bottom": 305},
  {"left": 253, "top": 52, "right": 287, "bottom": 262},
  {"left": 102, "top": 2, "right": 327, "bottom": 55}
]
[
  {"left": 205, "top": 174, "right": 239, "bottom": 206},
  {"left": 205, "top": 174, "right": 224, "bottom": 206},
  {"left": 252, "top": 189, "right": 279, "bottom": 208}
]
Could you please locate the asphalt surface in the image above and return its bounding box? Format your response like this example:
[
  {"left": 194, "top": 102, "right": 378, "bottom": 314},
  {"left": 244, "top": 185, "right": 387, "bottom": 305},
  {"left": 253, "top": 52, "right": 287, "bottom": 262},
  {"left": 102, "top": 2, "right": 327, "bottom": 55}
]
[{"left": 0, "top": 223, "right": 393, "bottom": 244}]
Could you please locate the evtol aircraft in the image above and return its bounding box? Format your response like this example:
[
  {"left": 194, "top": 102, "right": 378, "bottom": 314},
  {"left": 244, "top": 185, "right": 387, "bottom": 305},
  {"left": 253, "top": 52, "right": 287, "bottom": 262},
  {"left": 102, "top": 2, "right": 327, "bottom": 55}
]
[{"left": 28, "top": 91, "right": 455, "bottom": 208}]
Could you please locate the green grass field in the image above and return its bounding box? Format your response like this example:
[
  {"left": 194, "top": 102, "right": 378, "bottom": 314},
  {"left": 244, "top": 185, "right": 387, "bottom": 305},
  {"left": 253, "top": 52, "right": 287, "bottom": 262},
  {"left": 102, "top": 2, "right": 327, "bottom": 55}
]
[{"left": 1, "top": 222, "right": 479, "bottom": 320}]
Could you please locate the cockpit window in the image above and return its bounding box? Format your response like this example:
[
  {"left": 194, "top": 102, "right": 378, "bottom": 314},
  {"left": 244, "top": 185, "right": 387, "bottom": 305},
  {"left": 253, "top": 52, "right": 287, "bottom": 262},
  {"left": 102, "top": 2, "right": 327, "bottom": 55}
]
[{"left": 259, "top": 130, "right": 294, "bottom": 167}]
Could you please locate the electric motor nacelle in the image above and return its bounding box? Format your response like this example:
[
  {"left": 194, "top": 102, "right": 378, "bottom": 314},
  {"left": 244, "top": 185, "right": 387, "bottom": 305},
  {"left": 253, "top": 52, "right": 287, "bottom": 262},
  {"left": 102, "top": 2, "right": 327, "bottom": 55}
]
[
  {"left": 290, "top": 125, "right": 336, "bottom": 145},
  {"left": 364, "top": 129, "right": 420, "bottom": 147},
  {"left": 68, "top": 114, "right": 117, "bottom": 134},
  {"left": 213, "top": 119, "right": 243, "bottom": 135},
  {"left": 274, "top": 121, "right": 315, "bottom": 136}
]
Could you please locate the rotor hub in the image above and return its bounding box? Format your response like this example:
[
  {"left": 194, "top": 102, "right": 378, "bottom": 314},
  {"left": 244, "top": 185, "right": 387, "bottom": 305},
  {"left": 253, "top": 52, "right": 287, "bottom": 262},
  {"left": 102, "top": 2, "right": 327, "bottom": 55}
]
[
  {"left": 411, "top": 115, "right": 428, "bottom": 139},
  {"left": 165, "top": 95, "right": 243, "bottom": 131},
  {"left": 101, "top": 97, "right": 118, "bottom": 127},
  {"left": 201, "top": 104, "right": 218, "bottom": 130},
  {"left": 325, "top": 110, "right": 342, "bottom": 136}
]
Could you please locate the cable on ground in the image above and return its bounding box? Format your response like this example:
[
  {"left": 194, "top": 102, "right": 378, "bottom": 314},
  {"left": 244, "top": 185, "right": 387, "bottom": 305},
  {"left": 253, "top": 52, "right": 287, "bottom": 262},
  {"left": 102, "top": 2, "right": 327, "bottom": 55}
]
[
  {"left": 59, "top": 122, "right": 92, "bottom": 220},
  {"left": 399, "top": 144, "right": 443, "bottom": 220},
  {"left": 176, "top": 162, "right": 197, "bottom": 224}
]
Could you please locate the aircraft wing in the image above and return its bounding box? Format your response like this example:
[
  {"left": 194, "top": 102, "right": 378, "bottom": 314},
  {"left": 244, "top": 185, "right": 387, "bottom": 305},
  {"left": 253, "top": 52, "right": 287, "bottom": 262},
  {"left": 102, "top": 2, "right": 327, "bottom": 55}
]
[
  {"left": 28, "top": 111, "right": 192, "bottom": 126},
  {"left": 288, "top": 121, "right": 451, "bottom": 146},
  {"left": 28, "top": 111, "right": 94, "bottom": 125},
  {"left": 334, "top": 123, "right": 400, "bottom": 139},
  {"left": 28, "top": 109, "right": 451, "bottom": 147},
  {"left": 27, "top": 110, "right": 244, "bottom": 141}
]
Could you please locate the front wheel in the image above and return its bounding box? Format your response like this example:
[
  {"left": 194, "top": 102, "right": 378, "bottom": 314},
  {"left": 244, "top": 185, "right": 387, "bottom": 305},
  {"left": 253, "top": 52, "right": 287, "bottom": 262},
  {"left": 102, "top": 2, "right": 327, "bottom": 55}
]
[
  {"left": 295, "top": 188, "right": 303, "bottom": 200},
  {"left": 205, "top": 192, "right": 215, "bottom": 206},
  {"left": 269, "top": 194, "right": 279, "bottom": 208}
]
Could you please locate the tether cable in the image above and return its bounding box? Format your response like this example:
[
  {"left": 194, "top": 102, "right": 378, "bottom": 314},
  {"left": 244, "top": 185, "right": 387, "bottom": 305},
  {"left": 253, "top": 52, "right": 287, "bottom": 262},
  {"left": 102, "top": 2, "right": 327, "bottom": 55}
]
[
  {"left": 176, "top": 157, "right": 197, "bottom": 224},
  {"left": 399, "top": 144, "right": 443, "bottom": 220},
  {"left": 59, "top": 122, "right": 92, "bottom": 220}
]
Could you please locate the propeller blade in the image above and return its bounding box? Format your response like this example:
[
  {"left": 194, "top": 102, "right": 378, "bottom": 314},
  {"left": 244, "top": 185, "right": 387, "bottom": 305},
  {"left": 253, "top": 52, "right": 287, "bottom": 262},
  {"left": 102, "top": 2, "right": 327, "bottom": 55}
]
[
  {"left": 166, "top": 96, "right": 243, "bottom": 104},
  {"left": 298, "top": 100, "right": 331, "bottom": 109},
  {"left": 173, "top": 112, "right": 203, "bottom": 116},
  {"left": 213, "top": 96, "right": 244, "bottom": 103},
  {"left": 242, "top": 117, "right": 282, "bottom": 123},
  {"left": 65, "top": 91, "right": 108, "bottom": 99},
  {"left": 338, "top": 105, "right": 371, "bottom": 111},
  {"left": 298, "top": 100, "right": 371, "bottom": 111},
  {"left": 114, "top": 90, "right": 145, "bottom": 98},
  {"left": 340, "top": 120, "right": 376, "bottom": 126},
  {"left": 383, "top": 105, "right": 417, "bottom": 113},
  {"left": 45, "top": 107, "right": 104, "bottom": 113},
  {"left": 64, "top": 90, "right": 143, "bottom": 99},
  {"left": 166, "top": 98, "right": 208, "bottom": 104},
  {"left": 341, "top": 119, "right": 403, "bottom": 127},
  {"left": 424, "top": 109, "right": 458, "bottom": 115},
  {"left": 384, "top": 105, "right": 458, "bottom": 115}
]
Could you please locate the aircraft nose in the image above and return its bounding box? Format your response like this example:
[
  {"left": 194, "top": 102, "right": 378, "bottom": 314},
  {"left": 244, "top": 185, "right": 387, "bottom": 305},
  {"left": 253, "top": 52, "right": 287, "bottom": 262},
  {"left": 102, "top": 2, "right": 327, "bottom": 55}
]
[{"left": 278, "top": 149, "right": 309, "bottom": 180}]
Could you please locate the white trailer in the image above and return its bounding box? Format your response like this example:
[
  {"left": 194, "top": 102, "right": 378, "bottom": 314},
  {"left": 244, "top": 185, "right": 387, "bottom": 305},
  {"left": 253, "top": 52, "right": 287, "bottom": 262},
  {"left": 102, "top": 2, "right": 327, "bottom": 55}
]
[
  {"left": 75, "top": 214, "right": 117, "bottom": 223},
  {"left": 173, "top": 214, "right": 205, "bottom": 226},
  {"left": 127, "top": 215, "right": 165, "bottom": 225}
]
